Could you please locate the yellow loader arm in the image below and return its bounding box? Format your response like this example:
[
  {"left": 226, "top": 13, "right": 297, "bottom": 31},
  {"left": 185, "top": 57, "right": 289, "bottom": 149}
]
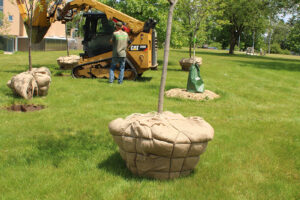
[
  {"left": 16, "top": 0, "right": 145, "bottom": 43},
  {"left": 16, "top": 0, "right": 52, "bottom": 43},
  {"left": 60, "top": 0, "right": 145, "bottom": 34}
]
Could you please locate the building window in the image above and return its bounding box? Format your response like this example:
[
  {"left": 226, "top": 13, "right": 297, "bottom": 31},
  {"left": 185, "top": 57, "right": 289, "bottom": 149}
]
[
  {"left": 8, "top": 15, "right": 13, "bottom": 22},
  {"left": 0, "top": 0, "right": 3, "bottom": 11},
  {"left": 0, "top": 0, "right": 3, "bottom": 27}
]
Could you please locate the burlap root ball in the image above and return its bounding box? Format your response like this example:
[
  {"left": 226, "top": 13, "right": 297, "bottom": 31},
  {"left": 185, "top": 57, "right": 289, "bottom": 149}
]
[
  {"left": 108, "top": 111, "right": 214, "bottom": 180},
  {"left": 57, "top": 55, "right": 80, "bottom": 70},
  {"left": 179, "top": 57, "right": 202, "bottom": 71},
  {"left": 7, "top": 67, "right": 51, "bottom": 99}
]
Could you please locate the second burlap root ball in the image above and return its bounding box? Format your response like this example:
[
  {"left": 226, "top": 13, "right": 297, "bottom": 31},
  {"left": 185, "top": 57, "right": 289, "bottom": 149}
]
[
  {"left": 179, "top": 57, "right": 202, "bottom": 71},
  {"left": 57, "top": 55, "right": 80, "bottom": 70},
  {"left": 7, "top": 67, "right": 51, "bottom": 99},
  {"left": 109, "top": 111, "right": 214, "bottom": 180}
]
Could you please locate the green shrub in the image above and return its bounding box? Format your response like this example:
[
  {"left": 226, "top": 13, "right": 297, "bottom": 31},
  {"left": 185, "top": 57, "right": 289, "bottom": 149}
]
[
  {"left": 270, "top": 43, "right": 282, "bottom": 54},
  {"left": 270, "top": 43, "right": 290, "bottom": 55},
  {"left": 0, "top": 50, "right": 4, "bottom": 54},
  {"left": 225, "top": 45, "right": 239, "bottom": 51},
  {"left": 209, "top": 42, "right": 222, "bottom": 50},
  {"left": 281, "top": 49, "right": 291, "bottom": 55}
]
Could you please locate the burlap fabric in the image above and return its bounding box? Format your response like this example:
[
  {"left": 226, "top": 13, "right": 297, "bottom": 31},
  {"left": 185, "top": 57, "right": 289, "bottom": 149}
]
[
  {"left": 57, "top": 55, "right": 80, "bottom": 69},
  {"left": 7, "top": 67, "right": 51, "bottom": 99},
  {"left": 109, "top": 111, "right": 214, "bottom": 180},
  {"left": 179, "top": 57, "right": 202, "bottom": 71}
]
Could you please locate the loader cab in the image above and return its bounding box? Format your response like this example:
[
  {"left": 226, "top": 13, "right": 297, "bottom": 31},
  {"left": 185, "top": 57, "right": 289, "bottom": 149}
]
[{"left": 81, "top": 12, "right": 115, "bottom": 58}]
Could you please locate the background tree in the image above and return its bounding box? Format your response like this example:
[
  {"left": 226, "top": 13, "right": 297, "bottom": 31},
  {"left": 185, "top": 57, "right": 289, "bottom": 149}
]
[
  {"left": 98, "top": 0, "right": 298, "bottom": 54},
  {"left": 287, "top": 16, "right": 300, "bottom": 54},
  {"left": 271, "top": 20, "right": 290, "bottom": 48},
  {"left": 105, "top": 0, "right": 170, "bottom": 47},
  {"left": 221, "top": 0, "right": 271, "bottom": 54},
  {"left": 65, "top": 12, "right": 85, "bottom": 38},
  {"left": 0, "top": 10, "right": 11, "bottom": 35},
  {"left": 175, "top": 0, "right": 224, "bottom": 57}
]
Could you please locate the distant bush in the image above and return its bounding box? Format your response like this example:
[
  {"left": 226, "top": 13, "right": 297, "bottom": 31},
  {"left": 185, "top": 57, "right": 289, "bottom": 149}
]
[
  {"left": 0, "top": 50, "right": 4, "bottom": 54},
  {"left": 281, "top": 49, "right": 291, "bottom": 55},
  {"left": 209, "top": 42, "right": 222, "bottom": 50},
  {"left": 270, "top": 43, "right": 282, "bottom": 54},
  {"left": 271, "top": 43, "right": 291, "bottom": 55},
  {"left": 225, "top": 45, "right": 238, "bottom": 51}
]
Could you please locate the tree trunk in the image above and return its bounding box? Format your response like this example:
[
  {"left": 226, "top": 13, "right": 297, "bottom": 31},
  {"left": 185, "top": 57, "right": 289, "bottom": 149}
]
[
  {"left": 66, "top": 23, "right": 70, "bottom": 56},
  {"left": 189, "top": 43, "right": 192, "bottom": 58},
  {"left": 229, "top": 27, "right": 241, "bottom": 55},
  {"left": 229, "top": 30, "right": 236, "bottom": 54},
  {"left": 157, "top": 0, "right": 178, "bottom": 114},
  {"left": 268, "top": 31, "right": 271, "bottom": 54},
  {"left": 28, "top": 26, "right": 32, "bottom": 71},
  {"left": 188, "top": 6, "right": 192, "bottom": 58},
  {"left": 28, "top": 7, "right": 33, "bottom": 71},
  {"left": 252, "top": 30, "right": 255, "bottom": 52}
]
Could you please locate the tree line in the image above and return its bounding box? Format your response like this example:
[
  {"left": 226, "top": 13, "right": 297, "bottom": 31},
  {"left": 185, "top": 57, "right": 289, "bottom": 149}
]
[{"left": 68, "top": 0, "right": 300, "bottom": 55}]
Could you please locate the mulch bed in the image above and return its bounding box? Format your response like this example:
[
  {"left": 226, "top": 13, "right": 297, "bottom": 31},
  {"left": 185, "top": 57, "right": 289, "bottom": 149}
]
[
  {"left": 4, "top": 104, "right": 45, "bottom": 112},
  {"left": 165, "top": 88, "right": 220, "bottom": 101}
]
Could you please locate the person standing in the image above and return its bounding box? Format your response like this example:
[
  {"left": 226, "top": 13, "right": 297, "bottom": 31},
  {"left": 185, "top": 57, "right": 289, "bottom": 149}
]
[{"left": 109, "top": 21, "right": 129, "bottom": 84}]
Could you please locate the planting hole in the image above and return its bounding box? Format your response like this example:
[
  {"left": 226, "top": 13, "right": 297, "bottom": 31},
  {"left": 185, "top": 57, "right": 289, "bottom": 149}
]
[{"left": 5, "top": 104, "right": 45, "bottom": 112}]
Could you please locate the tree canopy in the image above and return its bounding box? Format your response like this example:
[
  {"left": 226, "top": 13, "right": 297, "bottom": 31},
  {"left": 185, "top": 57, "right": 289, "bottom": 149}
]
[{"left": 92, "top": 0, "right": 300, "bottom": 55}]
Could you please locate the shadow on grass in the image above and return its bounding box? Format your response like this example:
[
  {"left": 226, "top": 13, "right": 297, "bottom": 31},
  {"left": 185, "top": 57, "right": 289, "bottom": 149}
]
[
  {"left": 97, "top": 152, "right": 143, "bottom": 181},
  {"left": 236, "top": 60, "right": 300, "bottom": 71},
  {"left": 157, "top": 59, "right": 163, "bottom": 66},
  {"left": 172, "top": 49, "right": 300, "bottom": 63},
  {"left": 165, "top": 85, "right": 184, "bottom": 91},
  {"left": 157, "top": 59, "right": 179, "bottom": 67},
  {"left": 0, "top": 86, "right": 22, "bottom": 99},
  {"left": 2, "top": 69, "right": 26, "bottom": 74},
  {"left": 167, "top": 68, "right": 186, "bottom": 72},
  {"left": 172, "top": 49, "right": 230, "bottom": 58},
  {"left": 20, "top": 130, "right": 115, "bottom": 168},
  {"left": 136, "top": 76, "right": 152, "bottom": 82},
  {"left": 1, "top": 64, "right": 59, "bottom": 74},
  {"left": 96, "top": 76, "right": 152, "bottom": 83},
  {"left": 98, "top": 152, "right": 197, "bottom": 181}
]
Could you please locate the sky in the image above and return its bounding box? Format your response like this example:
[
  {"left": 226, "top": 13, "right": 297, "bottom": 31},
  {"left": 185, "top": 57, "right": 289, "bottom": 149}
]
[{"left": 281, "top": 13, "right": 293, "bottom": 22}]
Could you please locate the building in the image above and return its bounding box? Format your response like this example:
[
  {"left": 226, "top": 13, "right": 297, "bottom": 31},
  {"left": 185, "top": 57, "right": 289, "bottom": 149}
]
[{"left": 0, "top": 0, "right": 67, "bottom": 52}]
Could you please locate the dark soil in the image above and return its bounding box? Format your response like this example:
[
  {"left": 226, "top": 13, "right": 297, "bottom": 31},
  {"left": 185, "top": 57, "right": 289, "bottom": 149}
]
[{"left": 5, "top": 104, "right": 45, "bottom": 112}]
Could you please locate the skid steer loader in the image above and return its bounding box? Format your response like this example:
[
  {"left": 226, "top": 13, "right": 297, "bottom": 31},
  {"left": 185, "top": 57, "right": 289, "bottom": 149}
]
[{"left": 16, "top": 0, "right": 158, "bottom": 80}]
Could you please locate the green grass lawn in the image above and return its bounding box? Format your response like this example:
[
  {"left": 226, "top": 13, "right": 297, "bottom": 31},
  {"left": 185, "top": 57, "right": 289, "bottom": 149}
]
[{"left": 0, "top": 49, "right": 299, "bottom": 200}]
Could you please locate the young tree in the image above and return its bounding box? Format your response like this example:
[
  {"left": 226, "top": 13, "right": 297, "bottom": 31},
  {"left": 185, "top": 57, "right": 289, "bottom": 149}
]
[
  {"left": 18, "top": 0, "right": 49, "bottom": 71},
  {"left": 21, "top": 0, "right": 35, "bottom": 71},
  {"left": 176, "top": 0, "right": 223, "bottom": 57},
  {"left": 65, "top": 22, "right": 69, "bottom": 56},
  {"left": 158, "top": 0, "right": 178, "bottom": 113}
]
